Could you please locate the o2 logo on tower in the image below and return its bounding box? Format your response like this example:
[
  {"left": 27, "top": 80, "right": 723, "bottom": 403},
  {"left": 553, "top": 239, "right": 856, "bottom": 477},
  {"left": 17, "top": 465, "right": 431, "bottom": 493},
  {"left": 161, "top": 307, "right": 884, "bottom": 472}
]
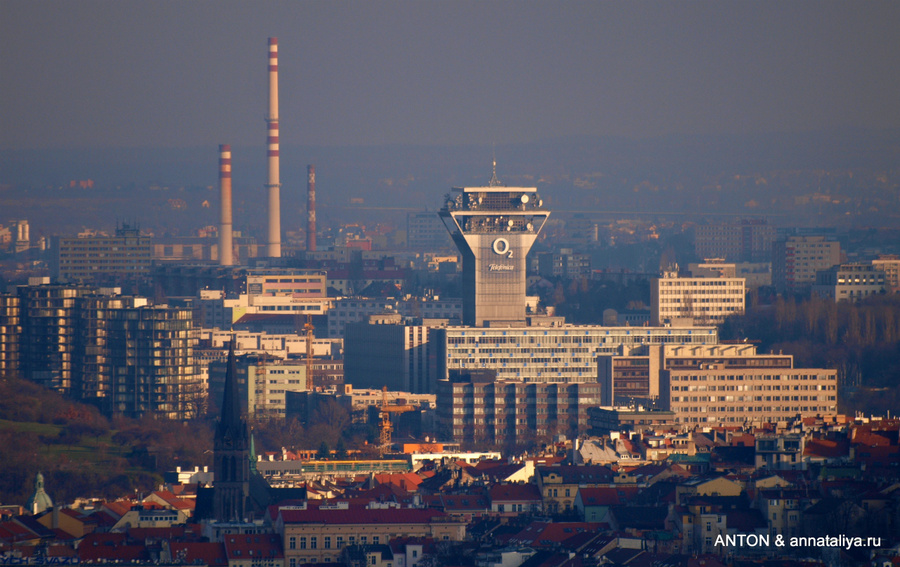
[
  {"left": 492, "top": 238, "right": 513, "bottom": 258},
  {"left": 489, "top": 237, "right": 515, "bottom": 271}
]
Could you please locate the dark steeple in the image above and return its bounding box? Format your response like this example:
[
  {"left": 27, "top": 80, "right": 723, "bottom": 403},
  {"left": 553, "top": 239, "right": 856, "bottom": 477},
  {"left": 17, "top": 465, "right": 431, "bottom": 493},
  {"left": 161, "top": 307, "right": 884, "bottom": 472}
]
[
  {"left": 213, "top": 340, "right": 250, "bottom": 522},
  {"left": 216, "top": 341, "right": 247, "bottom": 445}
]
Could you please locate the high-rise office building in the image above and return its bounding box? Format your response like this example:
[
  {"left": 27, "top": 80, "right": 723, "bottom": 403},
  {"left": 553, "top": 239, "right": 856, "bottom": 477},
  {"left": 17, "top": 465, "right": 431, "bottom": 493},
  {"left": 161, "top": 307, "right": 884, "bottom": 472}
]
[
  {"left": 693, "top": 219, "right": 776, "bottom": 263},
  {"left": 439, "top": 171, "right": 549, "bottom": 327},
  {"left": 772, "top": 235, "right": 841, "bottom": 295},
  {"left": 16, "top": 285, "right": 92, "bottom": 395},
  {"left": 1, "top": 284, "right": 199, "bottom": 420}
]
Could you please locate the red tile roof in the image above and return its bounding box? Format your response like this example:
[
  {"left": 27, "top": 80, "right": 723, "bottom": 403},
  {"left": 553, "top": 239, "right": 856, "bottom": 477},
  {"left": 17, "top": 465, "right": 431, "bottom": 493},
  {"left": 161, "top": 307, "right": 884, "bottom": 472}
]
[
  {"left": 507, "top": 522, "right": 605, "bottom": 547},
  {"left": 489, "top": 483, "right": 542, "bottom": 502},
  {"left": 147, "top": 490, "right": 195, "bottom": 511},
  {"left": 223, "top": 534, "right": 283, "bottom": 561},
  {"left": 803, "top": 438, "right": 849, "bottom": 459},
  {"left": 169, "top": 542, "right": 227, "bottom": 567}
]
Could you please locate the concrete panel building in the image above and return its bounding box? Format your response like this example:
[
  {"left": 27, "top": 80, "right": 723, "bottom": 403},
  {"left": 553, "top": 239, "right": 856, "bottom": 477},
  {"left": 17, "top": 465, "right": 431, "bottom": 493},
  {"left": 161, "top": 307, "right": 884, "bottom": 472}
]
[
  {"left": 813, "top": 264, "right": 886, "bottom": 302},
  {"left": 693, "top": 220, "right": 776, "bottom": 263},
  {"left": 651, "top": 271, "right": 746, "bottom": 326},
  {"left": 772, "top": 235, "right": 841, "bottom": 295},
  {"left": 54, "top": 224, "right": 152, "bottom": 283},
  {"left": 436, "top": 370, "right": 601, "bottom": 446},
  {"left": 344, "top": 315, "right": 434, "bottom": 393},
  {"left": 659, "top": 347, "right": 837, "bottom": 426}
]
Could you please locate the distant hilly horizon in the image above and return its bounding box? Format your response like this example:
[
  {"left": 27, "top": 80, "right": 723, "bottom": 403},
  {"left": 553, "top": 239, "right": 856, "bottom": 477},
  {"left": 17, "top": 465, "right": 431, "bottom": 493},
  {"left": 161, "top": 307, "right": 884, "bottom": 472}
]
[{"left": 2, "top": 129, "right": 899, "bottom": 236}]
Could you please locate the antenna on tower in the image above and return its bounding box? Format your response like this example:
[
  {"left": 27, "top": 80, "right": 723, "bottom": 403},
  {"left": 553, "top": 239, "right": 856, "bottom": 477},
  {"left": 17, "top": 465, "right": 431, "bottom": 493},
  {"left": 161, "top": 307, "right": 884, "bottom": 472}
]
[{"left": 489, "top": 143, "right": 501, "bottom": 187}]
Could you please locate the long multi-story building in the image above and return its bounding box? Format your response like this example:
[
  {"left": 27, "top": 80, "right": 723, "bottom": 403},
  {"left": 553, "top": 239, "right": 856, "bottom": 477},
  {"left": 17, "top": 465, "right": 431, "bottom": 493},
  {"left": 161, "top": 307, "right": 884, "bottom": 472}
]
[
  {"left": 651, "top": 271, "right": 746, "bottom": 326},
  {"left": 344, "top": 319, "right": 718, "bottom": 394},
  {"left": 198, "top": 270, "right": 331, "bottom": 329},
  {"left": 772, "top": 235, "right": 841, "bottom": 295},
  {"left": 596, "top": 342, "right": 839, "bottom": 427},
  {"left": 436, "top": 370, "right": 601, "bottom": 446},
  {"left": 435, "top": 324, "right": 719, "bottom": 386},
  {"left": 275, "top": 505, "right": 465, "bottom": 565},
  {"left": 688, "top": 261, "right": 771, "bottom": 291},
  {"left": 53, "top": 224, "right": 152, "bottom": 284},
  {"left": 610, "top": 344, "right": 840, "bottom": 426}
]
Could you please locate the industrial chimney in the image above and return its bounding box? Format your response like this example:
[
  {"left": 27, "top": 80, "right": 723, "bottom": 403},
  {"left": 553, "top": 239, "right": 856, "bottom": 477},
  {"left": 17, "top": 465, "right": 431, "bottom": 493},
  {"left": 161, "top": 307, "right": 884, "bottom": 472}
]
[
  {"left": 219, "top": 144, "right": 234, "bottom": 266},
  {"left": 266, "top": 37, "right": 281, "bottom": 258},
  {"left": 307, "top": 164, "right": 316, "bottom": 252}
]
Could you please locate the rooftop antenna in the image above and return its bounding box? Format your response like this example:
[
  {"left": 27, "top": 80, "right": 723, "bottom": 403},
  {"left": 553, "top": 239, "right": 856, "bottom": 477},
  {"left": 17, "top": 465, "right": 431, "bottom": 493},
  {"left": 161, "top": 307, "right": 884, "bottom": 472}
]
[{"left": 489, "top": 143, "right": 501, "bottom": 186}]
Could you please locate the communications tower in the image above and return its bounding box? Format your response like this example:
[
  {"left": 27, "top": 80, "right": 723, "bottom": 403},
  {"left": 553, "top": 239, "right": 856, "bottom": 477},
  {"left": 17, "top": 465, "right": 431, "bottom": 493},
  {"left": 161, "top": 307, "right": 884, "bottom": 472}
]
[{"left": 439, "top": 164, "right": 549, "bottom": 327}]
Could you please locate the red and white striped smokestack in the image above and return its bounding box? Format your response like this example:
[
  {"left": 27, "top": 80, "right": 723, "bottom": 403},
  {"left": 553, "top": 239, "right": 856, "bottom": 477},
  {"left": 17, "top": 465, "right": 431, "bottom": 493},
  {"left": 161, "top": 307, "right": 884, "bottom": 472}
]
[
  {"left": 219, "top": 144, "right": 234, "bottom": 266},
  {"left": 266, "top": 37, "right": 282, "bottom": 258},
  {"left": 307, "top": 164, "right": 316, "bottom": 252}
]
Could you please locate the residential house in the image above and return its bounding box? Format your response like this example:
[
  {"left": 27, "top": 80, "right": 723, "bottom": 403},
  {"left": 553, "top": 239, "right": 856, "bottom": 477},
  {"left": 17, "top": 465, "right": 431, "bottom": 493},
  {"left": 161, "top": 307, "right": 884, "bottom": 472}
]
[
  {"left": 275, "top": 507, "right": 465, "bottom": 565},
  {"left": 535, "top": 466, "right": 614, "bottom": 515},
  {"left": 488, "top": 483, "right": 542, "bottom": 517}
]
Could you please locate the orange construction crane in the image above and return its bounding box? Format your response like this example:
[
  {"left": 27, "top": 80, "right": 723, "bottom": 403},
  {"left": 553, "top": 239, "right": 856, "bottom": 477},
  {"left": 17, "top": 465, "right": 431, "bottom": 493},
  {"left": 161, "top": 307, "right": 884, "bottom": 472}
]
[
  {"left": 304, "top": 315, "right": 315, "bottom": 392},
  {"left": 378, "top": 386, "right": 416, "bottom": 455}
]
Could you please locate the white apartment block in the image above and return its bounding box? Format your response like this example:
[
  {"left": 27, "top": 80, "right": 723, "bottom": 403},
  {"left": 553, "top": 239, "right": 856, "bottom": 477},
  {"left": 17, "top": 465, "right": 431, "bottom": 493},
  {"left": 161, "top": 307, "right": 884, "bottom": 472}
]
[
  {"left": 651, "top": 273, "right": 746, "bottom": 326},
  {"left": 661, "top": 364, "right": 837, "bottom": 426},
  {"left": 435, "top": 325, "right": 719, "bottom": 386},
  {"left": 813, "top": 264, "right": 886, "bottom": 302}
]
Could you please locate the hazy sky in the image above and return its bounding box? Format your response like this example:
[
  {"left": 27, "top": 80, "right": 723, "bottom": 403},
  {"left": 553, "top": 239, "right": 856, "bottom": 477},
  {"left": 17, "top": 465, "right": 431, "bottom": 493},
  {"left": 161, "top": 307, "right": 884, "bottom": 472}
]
[{"left": 2, "top": 0, "right": 900, "bottom": 150}]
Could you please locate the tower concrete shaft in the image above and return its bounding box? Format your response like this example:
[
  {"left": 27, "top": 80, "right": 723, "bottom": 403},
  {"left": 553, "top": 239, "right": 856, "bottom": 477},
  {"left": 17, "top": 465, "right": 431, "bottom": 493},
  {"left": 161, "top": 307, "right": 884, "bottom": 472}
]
[
  {"left": 266, "top": 37, "right": 281, "bottom": 258},
  {"left": 218, "top": 145, "right": 234, "bottom": 266},
  {"left": 307, "top": 165, "right": 316, "bottom": 252}
]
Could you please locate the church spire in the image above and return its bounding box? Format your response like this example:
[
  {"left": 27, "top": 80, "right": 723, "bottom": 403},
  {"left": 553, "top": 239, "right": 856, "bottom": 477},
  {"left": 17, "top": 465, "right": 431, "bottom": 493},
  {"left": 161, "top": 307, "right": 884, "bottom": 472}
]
[
  {"left": 27, "top": 472, "right": 53, "bottom": 515},
  {"left": 216, "top": 340, "right": 246, "bottom": 443},
  {"left": 213, "top": 339, "right": 250, "bottom": 523}
]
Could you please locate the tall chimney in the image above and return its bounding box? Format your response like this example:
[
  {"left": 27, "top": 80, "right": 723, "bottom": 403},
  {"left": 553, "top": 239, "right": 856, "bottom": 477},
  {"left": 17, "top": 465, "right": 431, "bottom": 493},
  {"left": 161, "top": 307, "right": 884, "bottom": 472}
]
[
  {"left": 307, "top": 165, "right": 316, "bottom": 252},
  {"left": 219, "top": 144, "right": 234, "bottom": 266},
  {"left": 266, "top": 37, "right": 281, "bottom": 258}
]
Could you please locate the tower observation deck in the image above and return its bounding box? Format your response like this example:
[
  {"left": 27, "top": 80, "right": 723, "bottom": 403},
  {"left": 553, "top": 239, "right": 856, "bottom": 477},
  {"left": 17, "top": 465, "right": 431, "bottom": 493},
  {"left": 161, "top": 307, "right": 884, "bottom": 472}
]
[{"left": 439, "top": 178, "right": 549, "bottom": 327}]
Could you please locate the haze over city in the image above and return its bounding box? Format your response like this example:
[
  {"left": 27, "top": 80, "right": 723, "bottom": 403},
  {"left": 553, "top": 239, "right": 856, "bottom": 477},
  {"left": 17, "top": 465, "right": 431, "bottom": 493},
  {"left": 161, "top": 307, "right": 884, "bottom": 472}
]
[{"left": 3, "top": 0, "right": 900, "bottom": 150}]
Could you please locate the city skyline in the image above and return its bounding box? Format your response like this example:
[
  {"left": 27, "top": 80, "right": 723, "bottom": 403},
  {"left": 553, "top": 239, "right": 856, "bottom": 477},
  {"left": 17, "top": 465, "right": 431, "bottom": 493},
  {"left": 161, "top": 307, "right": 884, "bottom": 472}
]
[{"left": 3, "top": 1, "right": 900, "bottom": 151}]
